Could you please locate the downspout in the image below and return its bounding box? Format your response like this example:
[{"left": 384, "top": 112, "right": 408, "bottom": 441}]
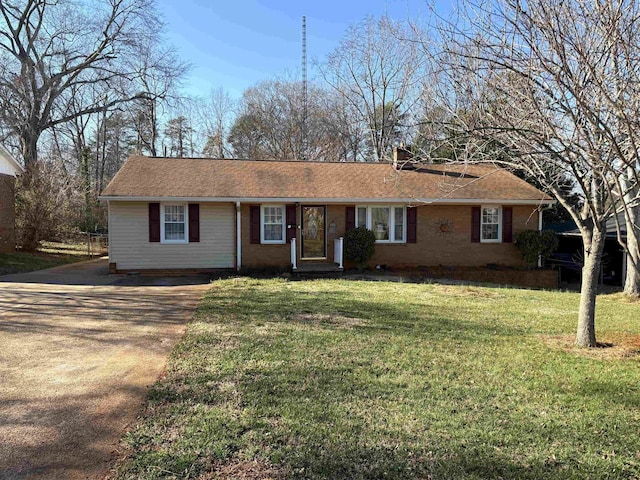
[
  {"left": 107, "top": 201, "right": 113, "bottom": 272},
  {"left": 538, "top": 204, "right": 554, "bottom": 267},
  {"left": 236, "top": 201, "right": 242, "bottom": 271}
]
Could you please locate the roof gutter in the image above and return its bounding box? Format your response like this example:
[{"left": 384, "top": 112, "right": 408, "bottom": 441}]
[{"left": 98, "top": 195, "right": 555, "bottom": 206}]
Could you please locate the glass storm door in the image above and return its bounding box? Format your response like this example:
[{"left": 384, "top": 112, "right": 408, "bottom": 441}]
[{"left": 301, "top": 206, "right": 326, "bottom": 259}]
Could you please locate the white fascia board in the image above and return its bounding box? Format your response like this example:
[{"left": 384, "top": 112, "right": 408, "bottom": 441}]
[
  {"left": 98, "top": 195, "right": 555, "bottom": 206},
  {"left": 0, "top": 144, "right": 25, "bottom": 175}
]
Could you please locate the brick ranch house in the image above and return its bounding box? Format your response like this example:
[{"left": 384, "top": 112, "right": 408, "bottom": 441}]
[
  {"left": 99, "top": 156, "right": 553, "bottom": 273},
  {"left": 0, "top": 145, "right": 24, "bottom": 253}
]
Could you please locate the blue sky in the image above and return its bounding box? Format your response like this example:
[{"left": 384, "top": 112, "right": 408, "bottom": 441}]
[{"left": 156, "top": 0, "right": 436, "bottom": 99}]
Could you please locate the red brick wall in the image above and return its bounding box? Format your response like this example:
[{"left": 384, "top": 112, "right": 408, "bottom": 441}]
[
  {"left": 241, "top": 204, "right": 291, "bottom": 267},
  {"left": 0, "top": 174, "right": 16, "bottom": 253},
  {"left": 369, "top": 204, "right": 537, "bottom": 268},
  {"left": 241, "top": 203, "right": 540, "bottom": 269}
]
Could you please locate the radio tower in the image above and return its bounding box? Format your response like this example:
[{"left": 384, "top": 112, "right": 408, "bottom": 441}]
[{"left": 301, "top": 16, "right": 308, "bottom": 161}]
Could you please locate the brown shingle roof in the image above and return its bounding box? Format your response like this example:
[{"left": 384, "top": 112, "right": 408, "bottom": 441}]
[{"left": 100, "top": 156, "right": 552, "bottom": 203}]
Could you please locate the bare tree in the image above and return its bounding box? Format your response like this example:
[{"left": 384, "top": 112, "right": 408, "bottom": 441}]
[
  {"left": 318, "top": 90, "right": 369, "bottom": 162},
  {"left": 198, "top": 87, "right": 235, "bottom": 158},
  {"left": 127, "top": 37, "right": 186, "bottom": 157},
  {"left": 621, "top": 167, "right": 640, "bottom": 296},
  {"left": 427, "top": 0, "right": 640, "bottom": 346},
  {"left": 229, "top": 79, "right": 304, "bottom": 160},
  {"left": 319, "top": 16, "right": 425, "bottom": 161},
  {"left": 0, "top": 0, "right": 182, "bottom": 166},
  {"left": 228, "top": 78, "right": 345, "bottom": 161}
]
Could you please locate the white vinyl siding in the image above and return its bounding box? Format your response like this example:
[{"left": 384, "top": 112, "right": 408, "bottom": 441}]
[
  {"left": 0, "top": 149, "right": 22, "bottom": 177},
  {"left": 109, "top": 202, "right": 235, "bottom": 269}
]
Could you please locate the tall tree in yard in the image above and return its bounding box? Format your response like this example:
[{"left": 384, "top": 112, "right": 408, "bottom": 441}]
[
  {"left": 320, "top": 16, "right": 425, "bottom": 161},
  {"left": 228, "top": 78, "right": 348, "bottom": 161},
  {"left": 620, "top": 166, "right": 640, "bottom": 297},
  {"left": 163, "top": 116, "right": 193, "bottom": 158},
  {"left": 429, "top": 0, "right": 640, "bottom": 346},
  {"left": 0, "top": 0, "right": 185, "bottom": 250},
  {"left": 0, "top": 0, "right": 180, "bottom": 166},
  {"left": 228, "top": 79, "right": 307, "bottom": 160},
  {"left": 198, "top": 87, "right": 235, "bottom": 158}
]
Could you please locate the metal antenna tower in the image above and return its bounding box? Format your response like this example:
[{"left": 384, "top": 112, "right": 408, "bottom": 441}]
[{"left": 301, "top": 16, "right": 308, "bottom": 160}]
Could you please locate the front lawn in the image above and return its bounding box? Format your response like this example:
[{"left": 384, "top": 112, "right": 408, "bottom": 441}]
[
  {"left": 113, "top": 278, "right": 640, "bottom": 479},
  {"left": 0, "top": 241, "right": 90, "bottom": 275}
]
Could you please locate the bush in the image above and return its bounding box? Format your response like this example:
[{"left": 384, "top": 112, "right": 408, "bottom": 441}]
[
  {"left": 344, "top": 226, "right": 376, "bottom": 271},
  {"left": 515, "top": 230, "right": 559, "bottom": 269},
  {"left": 16, "top": 162, "right": 84, "bottom": 251}
]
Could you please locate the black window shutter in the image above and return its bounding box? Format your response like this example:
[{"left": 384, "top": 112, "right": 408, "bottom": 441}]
[
  {"left": 149, "top": 203, "right": 160, "bottom": 242},
  {"left": 189, "top": 204, "right": 200, "bottom": 242},
  {"left": 502, "top": 206, "right": 513, "bottom": 243},
  {"left": 345, "top": 206, "right": 355, "bottom": 231},
  {"left": 471, "top": 206, "right": 481, "bottom": 243},
  {"left": 286, "top": 204, "right": 297, "bottom": 243},
  {"left": 407, "top": 206, "right": 417, "bottom": 243},
  {"left": 250, "top": 205, "right": 260, "bottom": 244}
]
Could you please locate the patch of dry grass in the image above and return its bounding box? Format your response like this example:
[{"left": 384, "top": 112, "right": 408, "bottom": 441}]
[
  {"left": 199, "top": 460, "right": 287, "bottom": 479},
  {"left": 541, "top": 334, "right": 640, "bottom": 359}
]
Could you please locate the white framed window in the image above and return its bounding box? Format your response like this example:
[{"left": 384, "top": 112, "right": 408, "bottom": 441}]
[
  {"left": 355, "top": 205, "right": 405, "bottom": 243},
  {"left": 161, "top": 203, "right": 188, "bottom": 244},
  {"left": 481, "top": 206, "right": 501, "bottom": 243},
  {"left": 261, "top": 205, "right": 285, "bottom": 244},
  {"left": 356, "top": 206, "right": 367, "bottom": 228}
]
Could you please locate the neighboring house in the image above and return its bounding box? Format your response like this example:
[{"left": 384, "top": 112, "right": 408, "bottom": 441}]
[
  {"left": 99, "top": 155, "right": 553, "bottom": 273},
  {"left": 0, "top": 145, "right": 24, "bottom": 253}
]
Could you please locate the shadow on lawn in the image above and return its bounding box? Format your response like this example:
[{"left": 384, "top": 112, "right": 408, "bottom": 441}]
[
  {"left": 200, "top": 284, "right": 528, "bottom": 341},
  {"left": 264, "top": 443, "right": 580, "bottom": 480},
  {"left": 146, "top": 358, "right": 604, "bottom": 480},
  {"left": 240, "top": 363, "right": 630, "bottom": 479}
]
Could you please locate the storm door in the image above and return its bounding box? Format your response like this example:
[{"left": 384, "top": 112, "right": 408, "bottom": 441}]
[{"left": 301, "top": 206, "right": 326, "bottom": 259}]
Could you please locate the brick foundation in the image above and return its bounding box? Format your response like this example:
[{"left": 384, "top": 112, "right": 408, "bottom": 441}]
[{"left": 394, "top": 265, "right": 559, "bottom": 289}]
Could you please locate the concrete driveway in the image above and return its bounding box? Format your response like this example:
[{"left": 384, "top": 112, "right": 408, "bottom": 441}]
[{"left": 0, "top": 259, "right": 211, "bottom": 479}]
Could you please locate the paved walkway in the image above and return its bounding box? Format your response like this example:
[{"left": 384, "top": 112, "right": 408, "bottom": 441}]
[{"left": 0, "top": 259, "right": 211, "bottom": 479}]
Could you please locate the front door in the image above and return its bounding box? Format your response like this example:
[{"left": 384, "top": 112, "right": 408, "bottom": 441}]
[{"left": 301, "top": 206, "right": 326, "bottom": 259}]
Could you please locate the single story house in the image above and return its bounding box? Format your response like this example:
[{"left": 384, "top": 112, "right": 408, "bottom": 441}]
[
  {"left": 0, "top": 145, "right": 24, "bottom": 253},
  {"left": 99, "top": 156, "right": 553, "bottom": 273}
]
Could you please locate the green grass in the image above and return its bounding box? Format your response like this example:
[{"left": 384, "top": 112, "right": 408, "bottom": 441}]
[
  {"left": 114, "top": 278, "right": 640, "bottom": 479},
  {"left": 0, "top": 242, "right": 90, "bottom": 275}
]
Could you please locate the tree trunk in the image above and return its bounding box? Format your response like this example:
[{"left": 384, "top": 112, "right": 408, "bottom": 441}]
[
  {"left": 150, "top": 99, "right": 158, "bottom": 157},
  {"left": 18, "top": 164, "right": 42, "bottom": 252},
  {"left": 624, "top": 204, "right": 640, "bottom": 297},
  {"left": 576, "top": 227, "right": 606, "bottom": 347},
  {"left": 20, "top": 132, "right": 39, "bottom": 167},
  {"left": 621, "top": 163, "right": 640, "bottom": 297}
]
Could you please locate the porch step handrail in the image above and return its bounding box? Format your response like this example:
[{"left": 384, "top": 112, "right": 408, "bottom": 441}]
[
  {"left": 291, "top": 237, "right": 297, "bottom": 270},
  {"left": 334, "top": 237, "right": 344, "bottom": 269}
]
